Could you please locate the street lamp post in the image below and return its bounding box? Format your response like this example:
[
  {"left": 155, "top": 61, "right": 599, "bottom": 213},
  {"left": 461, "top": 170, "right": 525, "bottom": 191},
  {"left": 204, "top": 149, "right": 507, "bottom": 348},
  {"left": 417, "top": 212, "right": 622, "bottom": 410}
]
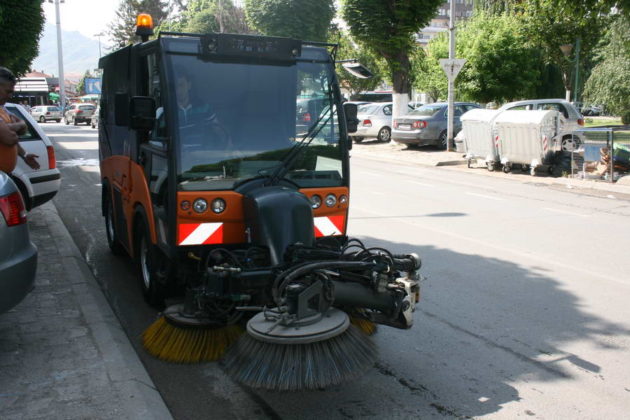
[
  {"left": 94, "top": 32, "right": 104, "bottom": 58},
  {"left": 49, "top": 0, "right": 66, "bottom": 111}
]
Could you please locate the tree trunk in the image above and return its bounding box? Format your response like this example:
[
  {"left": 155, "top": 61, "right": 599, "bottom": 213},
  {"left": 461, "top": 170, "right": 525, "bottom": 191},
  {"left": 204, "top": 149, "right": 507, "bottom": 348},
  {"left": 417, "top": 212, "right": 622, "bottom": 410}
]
[{"left": 391, "top": 51, "right": 411, "bottom": 118}]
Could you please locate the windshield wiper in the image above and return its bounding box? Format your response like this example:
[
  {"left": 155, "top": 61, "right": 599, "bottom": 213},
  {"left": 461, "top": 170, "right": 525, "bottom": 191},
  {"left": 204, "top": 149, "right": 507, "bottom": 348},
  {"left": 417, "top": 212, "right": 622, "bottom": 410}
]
[{"left": 266, "top": 105, "right": 334, "bottom": 186}]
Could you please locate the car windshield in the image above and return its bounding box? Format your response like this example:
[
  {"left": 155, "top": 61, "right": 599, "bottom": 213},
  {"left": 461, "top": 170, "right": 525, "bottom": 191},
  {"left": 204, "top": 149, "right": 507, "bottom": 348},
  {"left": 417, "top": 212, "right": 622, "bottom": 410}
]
[
  {"left": 167, "top": 48, "right": 343, "bottom": 191},
  {"left": 79, "top": 105, "right": 94, "bottom": 110},
  {"left": 357, "top": 104, "right": 379, "bottom": 114},
  {"left": 409, "top": 105, "right": 443, "bottom": 117}
]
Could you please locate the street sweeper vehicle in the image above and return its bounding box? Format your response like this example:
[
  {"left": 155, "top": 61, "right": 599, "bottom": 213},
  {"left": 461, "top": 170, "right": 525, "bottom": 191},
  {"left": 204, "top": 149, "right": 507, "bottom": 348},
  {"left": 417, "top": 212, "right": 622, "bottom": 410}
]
[{"left": 98, "top": 14, "right": 425, "bottom": 391}]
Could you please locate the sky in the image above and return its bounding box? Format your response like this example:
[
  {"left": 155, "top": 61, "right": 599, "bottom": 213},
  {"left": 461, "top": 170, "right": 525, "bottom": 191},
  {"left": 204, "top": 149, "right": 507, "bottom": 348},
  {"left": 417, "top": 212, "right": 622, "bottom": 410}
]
[{"left": 42, "top": 0, "right": 122, "bottom": 40}]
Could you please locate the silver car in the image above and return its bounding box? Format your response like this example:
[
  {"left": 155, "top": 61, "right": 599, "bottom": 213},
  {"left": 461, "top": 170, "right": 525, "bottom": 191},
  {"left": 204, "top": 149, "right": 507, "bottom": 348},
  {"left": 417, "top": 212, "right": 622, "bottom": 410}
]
[
  {"left": 498, "top": 99, "right": 585, "bottom": 151},
  {"left": 30, "top": 105, "right": 62, "bottom": 123},
  {"left": 392, "top": 102, "right": 480, "bottom": 149},
  {"left": 350, "top": 102, "right": 395, "bottom": 143},
  {"left": 0, "top": 172, "right": 37, "bottom": 314}
]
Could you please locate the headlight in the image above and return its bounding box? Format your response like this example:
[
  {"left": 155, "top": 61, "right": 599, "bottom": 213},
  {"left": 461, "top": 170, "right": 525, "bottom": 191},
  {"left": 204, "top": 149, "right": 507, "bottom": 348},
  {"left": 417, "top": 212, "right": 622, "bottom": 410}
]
[
  {"left": 211, "top": 198, "right": 226, "bottom": 214},
  {"left": 193, "top": 198, "right": 208, "bottom": 213},
  {"left": 325, "top": 194, "right": 337, "bottom": 207},
  {"left": 310, "top": 195, "right": 322, "bottom": 209}
]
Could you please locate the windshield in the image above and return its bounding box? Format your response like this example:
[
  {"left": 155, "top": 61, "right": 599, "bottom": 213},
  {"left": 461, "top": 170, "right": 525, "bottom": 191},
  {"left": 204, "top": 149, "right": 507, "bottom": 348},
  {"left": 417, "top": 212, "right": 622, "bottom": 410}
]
[
  {"left": 166, "top": 49, "right": 343, "bottom": 191},
  {"left": 409, "top": 105, "right": 443, "bottom": 117}
]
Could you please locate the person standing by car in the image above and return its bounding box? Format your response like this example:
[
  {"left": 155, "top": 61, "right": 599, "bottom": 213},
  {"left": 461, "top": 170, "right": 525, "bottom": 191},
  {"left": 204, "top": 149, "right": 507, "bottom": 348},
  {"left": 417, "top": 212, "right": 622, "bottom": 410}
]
[{"left": 0, "top": 67, "right": 40, "bottom": 172}]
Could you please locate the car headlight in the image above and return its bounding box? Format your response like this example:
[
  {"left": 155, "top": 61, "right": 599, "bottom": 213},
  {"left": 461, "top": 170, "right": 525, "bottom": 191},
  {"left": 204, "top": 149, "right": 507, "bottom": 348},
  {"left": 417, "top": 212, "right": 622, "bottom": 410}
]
[
  {"left": 193, "top": 198, "right": 208, "bottom": 213},
  {"left": 325, "top": 194, "right": 337, "bottom": 207},
  {"left": 310, "top": 195, "right": 322, "bottom": 209},
  {"left": 211, "top": 198, "right": 226, "bottom": 214}
]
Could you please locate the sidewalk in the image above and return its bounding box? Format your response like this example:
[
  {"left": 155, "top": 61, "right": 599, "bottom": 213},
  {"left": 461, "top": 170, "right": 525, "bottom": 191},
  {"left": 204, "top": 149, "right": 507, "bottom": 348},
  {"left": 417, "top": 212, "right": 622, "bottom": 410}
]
[
  {"left": 350, "top": 141, "right": 630, "bottom": 197},
  {"left": 0, "top": 202, "right": 172, "bottom": 420}
]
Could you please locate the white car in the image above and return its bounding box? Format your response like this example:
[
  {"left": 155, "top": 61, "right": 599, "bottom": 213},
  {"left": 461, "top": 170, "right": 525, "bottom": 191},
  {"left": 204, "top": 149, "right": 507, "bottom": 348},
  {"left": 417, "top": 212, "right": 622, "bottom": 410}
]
[
  {"left": 30, "top": 105, "right": 63, "bottom": 123},
  {"left": 5, "top": 103, "right": 61, "bottom": 210},
  {"left": 498, "top": 99, "right": 585, "bottom": 151},
  {"left": 350, "top": 102, "right": 395, "bottom": 143}
]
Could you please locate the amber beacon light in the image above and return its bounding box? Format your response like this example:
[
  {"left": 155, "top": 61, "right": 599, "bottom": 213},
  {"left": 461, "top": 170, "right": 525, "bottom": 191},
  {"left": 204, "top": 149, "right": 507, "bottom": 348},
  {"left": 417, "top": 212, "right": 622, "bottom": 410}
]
[{"left": 135, "top": 14, "right": 154, "bottom": 41}]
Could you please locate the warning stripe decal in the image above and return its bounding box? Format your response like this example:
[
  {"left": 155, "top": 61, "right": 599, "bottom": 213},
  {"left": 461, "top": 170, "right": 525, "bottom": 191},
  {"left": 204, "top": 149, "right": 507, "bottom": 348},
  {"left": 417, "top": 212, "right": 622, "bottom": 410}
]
[
  {"left": 314, "top": 215, "right": 345, "bottom": 237},
  {"left": 178, "top": 223, "right": 223, "bottom": 246}
]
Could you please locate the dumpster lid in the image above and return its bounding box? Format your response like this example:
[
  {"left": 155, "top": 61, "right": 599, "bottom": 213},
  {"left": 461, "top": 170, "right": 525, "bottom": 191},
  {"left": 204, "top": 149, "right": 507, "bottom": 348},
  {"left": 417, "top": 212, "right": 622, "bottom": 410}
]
[
  {"left": 460, "top": 108, "right": 500, "bottom": 122},
  {"left": 493, "top": 109, "right": 559, "bottom": 125}
]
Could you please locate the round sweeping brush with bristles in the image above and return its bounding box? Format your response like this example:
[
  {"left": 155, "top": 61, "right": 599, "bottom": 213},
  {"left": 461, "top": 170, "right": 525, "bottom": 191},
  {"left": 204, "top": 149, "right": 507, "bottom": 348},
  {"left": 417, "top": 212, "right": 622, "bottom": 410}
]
[
  {"left": 350, "top": 316, "right": 377, "bottom": 336},
  {"left": 142, "top": 304, "right": 243, "bottom": 363},
  {"left": 223, "top": 308, "right": 377, "bottom": 391}
]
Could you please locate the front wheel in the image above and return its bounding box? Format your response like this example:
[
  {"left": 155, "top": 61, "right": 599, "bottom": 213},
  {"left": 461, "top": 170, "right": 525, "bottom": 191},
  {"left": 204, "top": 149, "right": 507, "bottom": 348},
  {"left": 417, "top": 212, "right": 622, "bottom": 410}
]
[
  {"left": 136, "top": 219, "right": 166, "bottom": 307},
  {"left": 104, "top": 192, "right": 124, "bottom": 256},
  {"left": 39, "top": 116, "right": 45, "bottom": 123},
  {"left": 438, "top": 130, "right": 448, "bottom": 150},
  {"left": 378, "top": 127, "right": 391, "bottom": 142}
]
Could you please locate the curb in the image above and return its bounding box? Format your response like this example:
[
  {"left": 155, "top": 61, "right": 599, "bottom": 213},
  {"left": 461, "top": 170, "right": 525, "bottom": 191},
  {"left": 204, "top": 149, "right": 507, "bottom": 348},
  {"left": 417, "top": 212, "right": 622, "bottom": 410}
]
[{"left": 43, "top": 201, "right": 173, "bottom": 420}]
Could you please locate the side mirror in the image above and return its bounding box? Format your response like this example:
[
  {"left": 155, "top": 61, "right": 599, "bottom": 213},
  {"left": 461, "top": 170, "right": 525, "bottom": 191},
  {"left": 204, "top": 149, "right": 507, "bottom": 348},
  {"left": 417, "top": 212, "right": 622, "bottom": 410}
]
[
  {"left": 129, "top": 96, "right": 156, "bottom": 131},
  {"left": 343, "top": 102, "right": 359, "bottom": 134},
  {"left": 341, "top": 62, "right": 373, "bottom": 79}
]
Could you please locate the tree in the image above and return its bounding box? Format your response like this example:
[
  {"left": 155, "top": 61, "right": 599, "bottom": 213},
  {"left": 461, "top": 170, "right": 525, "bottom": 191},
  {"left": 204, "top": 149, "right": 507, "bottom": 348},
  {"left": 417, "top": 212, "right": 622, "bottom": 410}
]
[
  {"left": 583, "top": 15, "right": 630, "bottom": 122},
  {"left": 342, "top": 0, "right": 443, "bottom": 117},
  {"left": 414, "top": 36, "right": 447, "bottom": 102},
  {"left": 554, "top": 0, "right": 630, "bottom": 17},
  {"left": 158, "top": 0, "right": 251, "bottom": 34},
  {"left": 244, "top": 0, "right": 335, "bottom": 42},
  {"left": 76, "top": 70, "right": 95, "bottom": 96},
  {"left": 521, "top": 0, "right": 606, "bottom": 102},
  {"left": 0, "top": 0, "right": 45, "bottom": 76},
  {"left": 108, "top": 0, "right": 170, "bottom": 49},
  {"left": 329, "top": 28, "right": 387, "bottom": 98}
]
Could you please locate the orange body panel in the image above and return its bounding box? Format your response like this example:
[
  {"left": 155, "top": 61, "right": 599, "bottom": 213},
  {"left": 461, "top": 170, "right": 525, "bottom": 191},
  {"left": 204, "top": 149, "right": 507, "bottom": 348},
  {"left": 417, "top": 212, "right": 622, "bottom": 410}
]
[{"left": 101, "top": 156, "right": 156, "bottom": 253}]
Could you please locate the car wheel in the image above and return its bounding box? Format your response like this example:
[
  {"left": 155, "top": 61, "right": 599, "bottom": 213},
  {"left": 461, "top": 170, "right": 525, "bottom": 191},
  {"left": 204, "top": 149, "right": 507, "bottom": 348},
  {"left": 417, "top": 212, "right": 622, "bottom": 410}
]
[
  {"left": 73, "top": 118, "right": 78, "bottom": 126},
  {"left": 91, "top": 121, "right": 96, "bottom": 128},
  {"left": 64, "top": 117, "right": 69, "bottom": 125},
  {"left": 561, "top": 135, "right": 581, "bottom": 152},
  {"left": 56, "top": 119, "right": 61, "bottom": 123},
  {"left": 438, "top": 130, "right": 448, "bottom": 150},
  {"left": 502, "top": 165, "right": 512, "bottom": 173},
  {"left": 39, "top": 116, "right": 45, "bottom": 123},
  {"left": 353, "top": 136, "right": 364, "bottom": 143},
  {"left": 136, "top": 218, "right": 166, "bottom": 307},
  {"left": 104, "top": 192, "right": 125, "bottom": 256},
  {"left": 377, "top": 127, "right": 391, "bottom": 142}
]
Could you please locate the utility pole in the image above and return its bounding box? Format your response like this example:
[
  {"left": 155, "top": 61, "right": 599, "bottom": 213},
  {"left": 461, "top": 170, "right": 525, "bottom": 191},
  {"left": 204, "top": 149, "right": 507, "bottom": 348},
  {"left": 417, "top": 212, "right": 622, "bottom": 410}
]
[
  {"left": 50, "top": 0, "right": 66, "bottom": 110},
  {"left": 446, "top": 0, "right": 456, "bottom": 151},
  {"left": 573, "top": 37, "right": 581, "bottom": 104}
]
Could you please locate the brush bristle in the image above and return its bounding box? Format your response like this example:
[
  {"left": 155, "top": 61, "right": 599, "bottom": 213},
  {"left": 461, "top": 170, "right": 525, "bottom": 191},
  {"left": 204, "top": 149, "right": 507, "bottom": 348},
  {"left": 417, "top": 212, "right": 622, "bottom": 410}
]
[
  {"left": 223, "top": 325, "right": 377, "bottom": 391},
  {"left": 350, "top": 317, "right": 377, "bottom": 336},
  {"left": 142, "top": 316, "right": 243, "bottom": 363}
]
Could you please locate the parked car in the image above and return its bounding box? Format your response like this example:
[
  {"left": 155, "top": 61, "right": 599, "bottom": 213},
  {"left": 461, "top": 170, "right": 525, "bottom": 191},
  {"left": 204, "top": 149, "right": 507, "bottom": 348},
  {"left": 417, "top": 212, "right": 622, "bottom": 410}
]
[
  {"left": 0, "top": 171, "right": 37, "bottom": 314},
  {"left": 91, "top": 105, "right": 100, "bottom": 129},
  {"left": 392, "top": 102, "right": 481, "bottom": 149},
  {"left": 30, "top": 105, "right": 62, "bottom": 123},
  {"left": 581, "top": 104, "right": 603, "bottom": 116},
  {"left": 498, "top": 99, "right": 584, "bottom": 151},
  {"left": 350, "top": 102, "right": 396, "bottom": 143},
  {"left": 64, "top": 103, "right": 96, "bottom": 125},
  {"left": 296, "top": 97, "right": 327, "bottom": 135},
  {"left": 5, "top": 103, "right": 61, "bottom": 210},
  {"left": 408, "top": 101, "right": 424, "bottom": 109},
  {"left": 350, "top": 91, "right": 393, "bottom": 103}
]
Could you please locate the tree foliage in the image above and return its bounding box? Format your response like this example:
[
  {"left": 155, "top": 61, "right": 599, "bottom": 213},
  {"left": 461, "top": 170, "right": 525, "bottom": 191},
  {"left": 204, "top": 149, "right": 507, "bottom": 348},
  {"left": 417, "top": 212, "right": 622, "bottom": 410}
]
[
  {"left": 108, "top": 0, "right": 170, "bottom": 49},
  {"left": 159, "top": 0, "right": 251, "bottom": 34},
  {"left": 583, "top": 15, "right": 630, "bottom": 121},
  {"left": 0, "top": 0, "right": 45, "bottom": 76},
  {"left": 244, "top": 0, "right": 335, "bottom": 42},
  {"left": 342, "top": 0, "right": 442, "bottom": 116}
]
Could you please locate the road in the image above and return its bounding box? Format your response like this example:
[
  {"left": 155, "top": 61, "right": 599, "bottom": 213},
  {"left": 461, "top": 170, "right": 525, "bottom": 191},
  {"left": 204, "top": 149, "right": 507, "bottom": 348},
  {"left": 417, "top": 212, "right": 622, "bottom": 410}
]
[{"left": 44, "top": 121, "right": 630, "bottom": 419}]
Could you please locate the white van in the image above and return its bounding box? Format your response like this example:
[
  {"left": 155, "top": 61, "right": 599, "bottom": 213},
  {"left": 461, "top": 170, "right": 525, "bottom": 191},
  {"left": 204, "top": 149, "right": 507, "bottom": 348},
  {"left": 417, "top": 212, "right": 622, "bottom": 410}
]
[{"left": 5, "top": 103, "right": 61, "bottom": 210}]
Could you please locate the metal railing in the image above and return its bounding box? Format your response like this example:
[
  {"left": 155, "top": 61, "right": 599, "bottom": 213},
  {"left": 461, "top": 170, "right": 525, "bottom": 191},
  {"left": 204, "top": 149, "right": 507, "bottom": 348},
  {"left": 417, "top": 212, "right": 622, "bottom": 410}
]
[{"left": 571, "top": 128, "right": 630, "bottom": 183}]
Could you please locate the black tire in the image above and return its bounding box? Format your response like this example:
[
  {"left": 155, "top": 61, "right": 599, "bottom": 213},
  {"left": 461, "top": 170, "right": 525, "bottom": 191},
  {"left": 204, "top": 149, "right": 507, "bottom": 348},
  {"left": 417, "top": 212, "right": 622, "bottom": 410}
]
[
  {"left": 561, "top": 135, "right": 581, "bottom": 152},
  {"left": 377, "top": 127, "right": 391, "bottom": 142},
  {"left": 438, "top": 130, "right": 448, "bottom": 150},
  {"left": 39, "top": 116, "right": 45, "bottom": 123},
  {"left": 104, "top": 191, "right": 125, "bottom": 256},
  {"left": 56, "top": 119, "right": 61, "bottom": 123},
  {"left": 73, "top": 118, "right": 78, "bottom": 126},
  {"left": 64, "top": 117, "right": 69, "bottom": 125},
  {"left": 135, "top": 218, "right": 166, "bottom": 307},
  {"left": 467, "top": 159, "right": 472, "bottom": 168},
  {"left": 502, "top": 165, "right": 512, "bottom": 173},
  {"left": 487, "top": 162, "right": 495, "bottom": 172},
  {"left": 353, "top": 136, "right": 364, "bottom": 143}
]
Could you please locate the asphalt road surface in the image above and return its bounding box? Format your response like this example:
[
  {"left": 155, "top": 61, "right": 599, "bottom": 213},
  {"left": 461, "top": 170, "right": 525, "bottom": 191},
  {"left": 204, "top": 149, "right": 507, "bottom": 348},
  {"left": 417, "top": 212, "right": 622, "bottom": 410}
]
[{"left": 44, "top": 121, "right": 630, "bottom": 419}]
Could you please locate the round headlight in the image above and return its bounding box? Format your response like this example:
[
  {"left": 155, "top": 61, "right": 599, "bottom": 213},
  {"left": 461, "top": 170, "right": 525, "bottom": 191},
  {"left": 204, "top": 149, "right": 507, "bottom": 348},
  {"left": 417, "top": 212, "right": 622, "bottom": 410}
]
[
  {"left": 325, "top": 194, "right": 337, "bottom": 207},
  {"left": 310, "top": 195, "right": 322, "bottom": 209},
  {"left": 211, "top": 198, "right": 226, "bottom": 214},
  {"left": 339, "top": 195, "right": 348, "bottom": 204},
  {"left": 180, "top": 200, "right": 191, "bottom": 211},
  {"left": 193, "top": 198, "right": 208, "bottom": 213}
]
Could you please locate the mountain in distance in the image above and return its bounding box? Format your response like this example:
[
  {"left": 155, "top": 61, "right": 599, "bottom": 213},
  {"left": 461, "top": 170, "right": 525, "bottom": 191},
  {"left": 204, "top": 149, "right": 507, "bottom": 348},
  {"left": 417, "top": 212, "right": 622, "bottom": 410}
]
[{"left": 32, "top": 24, "right": 109, "bottom": 81}]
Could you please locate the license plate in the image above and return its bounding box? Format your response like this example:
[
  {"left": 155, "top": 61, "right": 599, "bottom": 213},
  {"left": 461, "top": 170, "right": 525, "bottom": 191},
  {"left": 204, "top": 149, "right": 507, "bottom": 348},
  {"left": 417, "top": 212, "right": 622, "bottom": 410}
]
[{"left": 398, "top": 124, "right": 411, "bottom": 130}]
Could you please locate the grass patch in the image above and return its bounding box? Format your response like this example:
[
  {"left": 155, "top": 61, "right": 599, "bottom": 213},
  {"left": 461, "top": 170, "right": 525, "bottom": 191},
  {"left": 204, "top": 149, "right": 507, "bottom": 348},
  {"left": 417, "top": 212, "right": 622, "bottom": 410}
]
[{"left": 584, "top": 117, "right": 623, "bottom": 128}]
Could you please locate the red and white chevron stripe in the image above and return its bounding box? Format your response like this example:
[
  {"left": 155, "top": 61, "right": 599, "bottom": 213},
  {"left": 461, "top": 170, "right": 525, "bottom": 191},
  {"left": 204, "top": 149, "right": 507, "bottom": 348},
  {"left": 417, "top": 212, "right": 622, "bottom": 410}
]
[
  {"left": 542, "top": 135, "right": 548, "bottom": 152},
  {"left": 314, "top": 215, "right": 345, "bottom": 237},
  {"left": 178, "top": 222, "right": 223, "bottom": 246}
]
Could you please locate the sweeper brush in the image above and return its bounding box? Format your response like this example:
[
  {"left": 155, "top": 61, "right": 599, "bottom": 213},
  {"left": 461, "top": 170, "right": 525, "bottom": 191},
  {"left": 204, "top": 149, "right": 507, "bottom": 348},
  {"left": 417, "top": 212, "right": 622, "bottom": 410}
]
[{"left": 224, "top": 308, "right": 376, "bottom": 390}]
